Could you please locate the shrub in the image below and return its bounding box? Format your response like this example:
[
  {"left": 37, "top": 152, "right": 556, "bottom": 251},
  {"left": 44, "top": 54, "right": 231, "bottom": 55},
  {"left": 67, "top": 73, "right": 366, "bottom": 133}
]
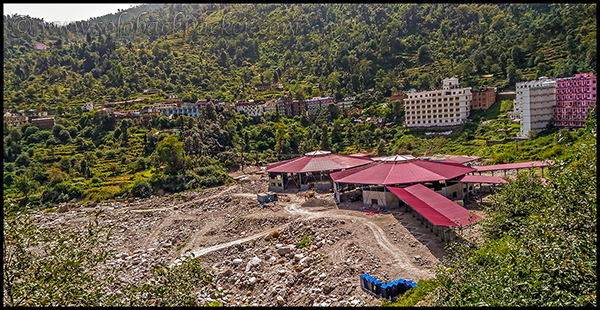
[
  {"left": 105, "top": 149, "right": 117, "bottom": 158},
  {"left": 41, "top": 183, "right": 84, "bottom": 205},
  {"left": 15, "top": 153, "right": 30, "bottom": 167},
  {"left": 130, "top": 179, "right": 152, "bottom": 198}
]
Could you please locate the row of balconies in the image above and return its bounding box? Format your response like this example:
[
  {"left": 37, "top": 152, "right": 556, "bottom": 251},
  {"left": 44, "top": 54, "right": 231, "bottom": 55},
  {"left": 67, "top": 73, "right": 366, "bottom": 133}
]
[
  {"left": 406, "top": 114, "right": 461, "bottom": 120},
  {"left": 406, "top": 108, "right": 461, "bottom": 115}
]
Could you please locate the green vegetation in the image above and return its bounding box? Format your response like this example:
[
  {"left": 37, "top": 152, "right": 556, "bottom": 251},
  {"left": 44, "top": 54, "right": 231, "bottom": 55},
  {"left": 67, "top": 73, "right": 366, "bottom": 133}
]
[
  {"left": 3, "top": 4, "right": 596, "bottom": 207},
  {"left": 3, "top": 4, "right": 596, "bottom": 109},
  {"left": 381, "top": 279, "right": 437, "bottom": 307},
  {"left": 386, "top": 117, "right": 596, "bottom": 307},
  {"left": 2, "top": 3, "right": 597, "bottom": 306},
  {"left": 297, "top": 232, "right": 313, "bottom": 249}
]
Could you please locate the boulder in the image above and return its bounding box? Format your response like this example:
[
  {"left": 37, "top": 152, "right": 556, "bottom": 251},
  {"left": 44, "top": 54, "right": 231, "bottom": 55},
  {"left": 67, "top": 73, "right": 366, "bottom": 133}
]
[
  {"left": 277, "top": 247, "right": 292, "bottom": 256},
  {"left": 276, "top": 295, "right": 285, "bottom": 306},
  {"left": 245, "top": 256, "right": 262, "bottom": 273},
  {"left": 299, "top": 256, "right": 314, "bottom": 267},
  {"left": 233, "top": 258, "right": 244, "bottom": 265}
]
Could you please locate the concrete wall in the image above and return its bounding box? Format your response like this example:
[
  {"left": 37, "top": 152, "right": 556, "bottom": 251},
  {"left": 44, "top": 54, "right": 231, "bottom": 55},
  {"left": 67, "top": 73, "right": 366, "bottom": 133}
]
[
  {"left": 433, "top": 182, "right": 466, "bottom": 200},
  {"left": 268, "top": 174, "right": 283, "bottom": 191},
  {"left": 362, "top": 190, "right": 400, "bottom": 207}
]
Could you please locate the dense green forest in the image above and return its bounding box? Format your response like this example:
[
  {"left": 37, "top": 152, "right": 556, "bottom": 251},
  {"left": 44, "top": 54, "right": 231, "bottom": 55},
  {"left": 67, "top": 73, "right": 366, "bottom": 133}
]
[
  {"left": 3, "top": 3, "right": 596, "bottom": 109},
  {"left": 2, "top": 4, "right": 597, "bottom": 306},
  {"left": 3, "top": 3, "right": 596, "bottom": 206}
]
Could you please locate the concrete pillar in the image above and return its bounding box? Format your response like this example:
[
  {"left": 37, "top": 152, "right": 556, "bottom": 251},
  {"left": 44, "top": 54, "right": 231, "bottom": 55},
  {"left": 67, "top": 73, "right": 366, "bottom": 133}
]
[
  {"left": 281, "top": 173, "right": 285, "bottom": 191},
  {"left": 384, "top": 185, "right": 387, "bottom": 207},
  {"left": 361, "top": 184, "right": 364, "bottom": 206},
  {"left": 444, "top": 181, "right": 448, "bottom": 197}
]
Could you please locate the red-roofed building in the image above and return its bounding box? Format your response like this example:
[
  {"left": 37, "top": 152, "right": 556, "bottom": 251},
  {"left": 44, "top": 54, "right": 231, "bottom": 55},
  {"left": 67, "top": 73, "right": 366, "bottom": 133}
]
[
  {"left": 387, "top": 184, "right": 482, "bottom": 240},
  {"left": 330, "top": 154, "right": 479, "bottom": 210},
  {"left": 266, "top": 150, "right": 373, "bottom": 191}
]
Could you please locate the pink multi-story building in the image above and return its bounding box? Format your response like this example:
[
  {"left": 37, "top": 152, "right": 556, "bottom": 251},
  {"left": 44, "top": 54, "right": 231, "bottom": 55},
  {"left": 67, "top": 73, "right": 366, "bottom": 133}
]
[{"left": 553, "top": 72, "right": 597, "bottom": 128}]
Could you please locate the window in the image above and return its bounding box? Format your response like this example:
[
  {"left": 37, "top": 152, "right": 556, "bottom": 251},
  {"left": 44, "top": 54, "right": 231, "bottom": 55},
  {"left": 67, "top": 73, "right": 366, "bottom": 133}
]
[{"left": 371, "top": 199, "right": 378, "bottom": 205}]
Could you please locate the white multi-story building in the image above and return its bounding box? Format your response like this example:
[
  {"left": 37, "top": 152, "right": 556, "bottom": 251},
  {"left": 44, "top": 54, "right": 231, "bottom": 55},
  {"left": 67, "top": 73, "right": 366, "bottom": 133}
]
[
  {"left": 515, "top": 77, "right": 557, "bottom": 137},
  {"left": 404, "top": 77, "right": 472, "bottom": 128},
  {"left": 337, "top": 96, "right": 355, "bottom": 109},
  {"left": 234, "top": 100, "right": 265, "bottom": 116},
  {"left": 306, "top": 97, "right": 335, "bottom": 113},
  {"left": 161, "top": 103, "right": 203, "bottom": 118}
]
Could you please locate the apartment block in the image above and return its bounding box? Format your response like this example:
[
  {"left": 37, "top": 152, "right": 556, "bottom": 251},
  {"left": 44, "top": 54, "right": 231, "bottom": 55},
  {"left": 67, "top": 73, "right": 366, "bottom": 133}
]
[
  {"left": 234, "top": 100, "right": 264, "bottom": 116},
  {"left": 516, "top": 77, "right": 556, "bottom": 137},
  {"left": 553, "top": 72, "right": 597, "bottom": 128},
  {"left": 273, "top": 96, "right": 294, "bottom": 117},
  {"left": 337, "top": 96, "right": 355, "bottom": 109},
  {"left": 306, "top": 97, "right": 335, "bottom": 113},
  {"left": 291, "top": 100, "right": 306, "bottom": 116},
  {"left": 471, "top": 87, "right": 497, "bottom": 110},
  {"left": 404, "top": 77, "right": 472, "bottom": 128},
  {"left": 160, "top": 103, "right": 203, "bottom": 118}
]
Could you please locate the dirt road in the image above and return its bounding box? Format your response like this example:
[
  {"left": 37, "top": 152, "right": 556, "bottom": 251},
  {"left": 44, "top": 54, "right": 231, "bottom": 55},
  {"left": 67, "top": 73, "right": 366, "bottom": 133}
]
[{"left": 178, "top": 192, "right": 433, "bottom": 280}]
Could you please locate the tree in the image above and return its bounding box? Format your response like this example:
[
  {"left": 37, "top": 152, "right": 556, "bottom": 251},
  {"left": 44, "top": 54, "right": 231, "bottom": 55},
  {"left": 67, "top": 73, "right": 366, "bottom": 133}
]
[
  {"left": 431, "top": 119, "right": 596, "bottom": 307},
  {"left": 155, "top": 135, "right": 187, "bottom": 175},
  {"left": 320, "top": 125, "right": 331, "bottom": 151},
  {"left": 272, "top": 122, "right": 290, "bottom": 159},
  {"left": 14, "top": 174, "right": 40, "bottom": 209}
]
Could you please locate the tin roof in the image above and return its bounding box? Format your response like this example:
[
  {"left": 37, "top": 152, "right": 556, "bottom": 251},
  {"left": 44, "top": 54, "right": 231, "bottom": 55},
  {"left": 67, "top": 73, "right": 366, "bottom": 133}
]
[
  {"left": 474, "top": 160, "right": 552, "bottom": 172},
  {"left": 387, "top": 184, "right": 482, "bottom": 227},
  {"left": 443, "top": 156, "right": 482, "bottom": 164},
  {"left": 456, "top": 175, "right": 507, "bottom": 184},
  {"left": 331, "top": 159, "right": 475, "bottom": 185},
  {"left": 266, "top": 152, "right": 373, "bottom": 173}
]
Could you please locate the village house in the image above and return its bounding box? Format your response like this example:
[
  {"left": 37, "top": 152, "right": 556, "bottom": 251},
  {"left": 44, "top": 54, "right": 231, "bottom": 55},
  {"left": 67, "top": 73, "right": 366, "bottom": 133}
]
[
  {"left": 471, "top": 87, "right": 497, "bottom": 110},
  {"left": 3, "top": 112, "right": 29, "bottom": 127},
  {"left": 30, "top": 117, "right": 55, "bottom": 130},
  {"left": 82, "top": 102, "right": 94, "bottom": 112}
]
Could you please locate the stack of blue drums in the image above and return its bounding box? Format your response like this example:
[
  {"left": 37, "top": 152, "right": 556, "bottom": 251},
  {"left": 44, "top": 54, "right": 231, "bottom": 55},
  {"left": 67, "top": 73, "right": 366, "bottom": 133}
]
[{"left": 360, "top": 273, "right": 418, "bottom": 300}]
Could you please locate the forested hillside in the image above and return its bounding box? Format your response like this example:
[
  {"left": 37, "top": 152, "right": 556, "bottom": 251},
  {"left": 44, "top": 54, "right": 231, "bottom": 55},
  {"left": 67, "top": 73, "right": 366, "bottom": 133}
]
[
  {"left": 3, "top": 3, "right": 597, "bottom": 307},
  {"left": 3, "top": 3, "right": 596, "bottom": 109}
]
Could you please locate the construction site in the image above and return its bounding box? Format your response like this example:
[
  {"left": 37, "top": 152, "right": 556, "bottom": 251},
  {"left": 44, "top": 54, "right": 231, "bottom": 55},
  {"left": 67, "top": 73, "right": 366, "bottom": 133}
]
[{"left": 31, "top": 152, "right": 551, "bottom": 307}]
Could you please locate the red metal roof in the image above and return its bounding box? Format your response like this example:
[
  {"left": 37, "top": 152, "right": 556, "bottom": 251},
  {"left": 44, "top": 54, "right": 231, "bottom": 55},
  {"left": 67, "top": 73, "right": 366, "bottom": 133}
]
[
  {"left": 266, "top": 152, "right": 373, "bottom": 173},
  {"left": 349, "top": 153, "right": 370, "bottom": 157},
  {"left": 331, "top": 159, "right": 476, "bottom": 185},
  {"left": 387, "top": 184, "right": 482, "bottom": 227},
  {"left": 474, "top": 160, "right": 552, "bottom": 172},
  {"left": 456, "top": 175, "right": 507, "bottom": 184},
  {"left": 443, "top": 156, "right": 482, "bottom": 164}
]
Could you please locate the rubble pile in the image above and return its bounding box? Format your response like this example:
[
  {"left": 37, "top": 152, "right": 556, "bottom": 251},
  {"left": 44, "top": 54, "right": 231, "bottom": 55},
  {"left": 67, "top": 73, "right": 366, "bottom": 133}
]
[
  {"left": 29, "top": 176, "right": 439, "bottom": 307},
  {"left": 195, "top": 218, "right": 383, "bottom": 307}
]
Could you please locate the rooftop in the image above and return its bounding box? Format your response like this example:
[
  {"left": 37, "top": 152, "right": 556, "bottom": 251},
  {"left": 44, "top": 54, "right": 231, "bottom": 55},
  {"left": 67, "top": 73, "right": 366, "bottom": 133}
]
[{"left": 266, "top": 151, "right": 373, "bottom": 173}]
